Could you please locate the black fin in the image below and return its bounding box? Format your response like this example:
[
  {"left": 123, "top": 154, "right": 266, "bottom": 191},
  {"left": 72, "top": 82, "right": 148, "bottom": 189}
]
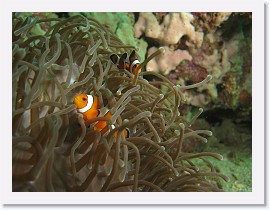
[
  {"left": 110, "top": 54, "right": 119, "bottom": 64},
  {"left": 129, "top": 50, "right": 137, "bottom": 63}
]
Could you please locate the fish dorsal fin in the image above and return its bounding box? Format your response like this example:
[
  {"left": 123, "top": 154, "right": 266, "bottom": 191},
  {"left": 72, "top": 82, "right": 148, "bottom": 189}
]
[
  {"left": 129, "top": 50, "right": 137, "bottom": 63},
  {"left": 110, "top": 54, "right": 119, "bottom": 64}
]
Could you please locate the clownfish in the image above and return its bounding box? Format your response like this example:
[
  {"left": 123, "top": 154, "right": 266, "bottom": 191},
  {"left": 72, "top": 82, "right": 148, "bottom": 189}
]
[
  {"left": 73, "top": 93, "right": 130, "bottom": 138},
  {"left": 110, "top": 50, "right": 141, "bottom": 74}
]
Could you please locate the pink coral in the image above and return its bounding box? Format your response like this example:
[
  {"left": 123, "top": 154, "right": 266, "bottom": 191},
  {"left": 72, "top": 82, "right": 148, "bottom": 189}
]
[
  {"left": 135, "top": 12, "right": 203, "bottom": 47},
  {"left": 146, "top": 46, "right": 192, "bottom": 74},
  {"left": 176, "top": 60, "right": 208, "bottom": 83}
]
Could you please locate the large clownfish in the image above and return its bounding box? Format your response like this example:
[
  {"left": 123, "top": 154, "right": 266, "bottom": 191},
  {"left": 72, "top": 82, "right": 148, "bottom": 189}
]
[
  {"left": 73, "top": 93, "right": 130, "bottom": 138},
  {"left": 110, "top": 50, "right": 141, "bottom": 74}
]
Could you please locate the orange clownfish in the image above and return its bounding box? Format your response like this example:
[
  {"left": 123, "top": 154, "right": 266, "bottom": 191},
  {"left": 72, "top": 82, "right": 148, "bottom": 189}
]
[
  {"left": 110, "top": 50, "right": 141, "bottom": 74},
  {"left": 73, "top": 93, "right": 130, "bottom": 138}
]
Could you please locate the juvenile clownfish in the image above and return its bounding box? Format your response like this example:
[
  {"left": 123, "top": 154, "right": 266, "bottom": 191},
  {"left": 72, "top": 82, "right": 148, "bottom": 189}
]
[
  {"left": 73, "top": 93, "right": 130, "bottom": 138},
  {"left": 110, "top": 50, "right": 141, "bottom": 75}
]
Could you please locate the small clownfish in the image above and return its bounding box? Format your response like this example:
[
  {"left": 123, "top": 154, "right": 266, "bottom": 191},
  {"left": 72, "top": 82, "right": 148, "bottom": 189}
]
[
  {"left": 73, "top": 93, "right": 130, "bottom": 138},
  {"left": 110, "top": 50, "right": 141, "bottom": 75}
]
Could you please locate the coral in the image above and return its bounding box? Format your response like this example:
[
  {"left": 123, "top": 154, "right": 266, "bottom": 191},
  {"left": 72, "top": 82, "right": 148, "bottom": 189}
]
[
  {"left": 170, "top": 13, "right": 251, "bottom": 114},
  {"left": 135, "top": 12, "right": 203, "bottom": 46},
  {"left": 171, "top": 60, "right": 208, "bottom": 84},
  {"left": 12, "top": 13, "right": 228, "bottom": 192},
  {"left": 134, "top": 12, "right": 203, "bottom": 73},
  {"left": 132, "top": 12, "right": 252, "bottom": 123},
  {"left": 192, "top": 12, "right": 232, "bottom": 33},
  {"left": 134, "top": 12, "right": 251, "bottom": 116},
  {"left": 146, "top": 46, "right": 192, "bottom": 74}
]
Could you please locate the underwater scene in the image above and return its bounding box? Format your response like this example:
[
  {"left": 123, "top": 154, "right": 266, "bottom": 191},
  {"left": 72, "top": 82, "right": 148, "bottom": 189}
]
[{"left": 12, "top": 12, "right": 252, "bottom": 192}]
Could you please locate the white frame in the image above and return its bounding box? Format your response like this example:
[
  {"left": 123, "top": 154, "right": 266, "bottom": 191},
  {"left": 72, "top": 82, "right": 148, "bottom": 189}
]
[{"left": 1, "top": 0, "right": 265, "bottom": 205}]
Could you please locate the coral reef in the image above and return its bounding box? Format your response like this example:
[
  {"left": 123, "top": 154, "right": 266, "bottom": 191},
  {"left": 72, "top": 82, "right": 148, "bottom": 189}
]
[
  {"left": 134, "top": 12, "right": 203, "bottom": 74},
  {"left": 162, "top": 13, "right": 252, "bottom": 116},
  {"left": 135, "top": 12, "right": 203, "bottom": 46},
  {"left": 146, "top": 46, "right": 192, "bottom": 74},
  {"left": 12, "top": 13, "right": 228, "bottom": 192},
  {"left": 134, "top": 12, "right": 251, "bottom": 115},
  {"left": 192, "top": 12, "right": 232, "bottom": 33}
]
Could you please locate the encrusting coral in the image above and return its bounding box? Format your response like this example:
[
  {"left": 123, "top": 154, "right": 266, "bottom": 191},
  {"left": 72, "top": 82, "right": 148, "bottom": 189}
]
[
  {"left": 134, "top": 12, "right": 251, "bottom": 115},
  {"left": 134, "top": 12, "right": 203, "bottom": 74},
  {"left": 12, "top": 13, "right": 229, "bottom": 192},
  {"left": 146, "top": 46, "right": 192, "bottom": 74},
  {"left": 174, "top": 13, "right": 252, "bottom": 111},
  {"left": 192, "top": 12, "right": 232, "bottom": 33},
  {"left": 135, "top": 12, "right": 203, "bottom": 46}
]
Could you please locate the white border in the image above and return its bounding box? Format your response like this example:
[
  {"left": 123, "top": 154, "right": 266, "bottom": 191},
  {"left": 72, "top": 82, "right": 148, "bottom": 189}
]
[{"left": 1, "top": 0, "right": 265, "bottom": 205}]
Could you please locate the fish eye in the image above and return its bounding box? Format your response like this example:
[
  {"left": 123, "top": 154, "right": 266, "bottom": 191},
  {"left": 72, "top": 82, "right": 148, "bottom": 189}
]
[{"left": 82, "top": 97, "right": 87, "bottom": 101}]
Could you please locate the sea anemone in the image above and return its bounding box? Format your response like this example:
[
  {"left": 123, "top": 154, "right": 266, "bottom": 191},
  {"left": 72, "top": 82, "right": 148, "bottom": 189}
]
[{"left": 12, "top": 13, "right": 229, "bottom": 192}]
